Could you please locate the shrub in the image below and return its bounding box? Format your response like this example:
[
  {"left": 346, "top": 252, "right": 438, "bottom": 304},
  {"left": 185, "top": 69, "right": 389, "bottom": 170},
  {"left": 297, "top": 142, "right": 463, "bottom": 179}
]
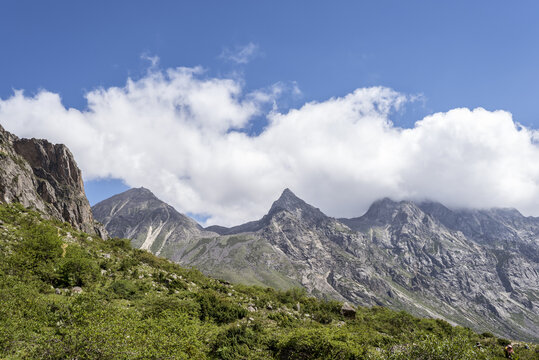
[
  {"left": 277, "top": 287, "right": 307, "bottom": 306},
  {"left": 57, "top": 246, "right": 99, "bottom": 287},
  {"left": 110, "top": 279, "right": 140, "bottom": 300},
  {"left": 10, "top": 222, "right": 62, "bottom": 283},
  {"left": 141, "top": 295, "right": 200, "bottom": 319},
  {"left": 383, "top": 334, "right": 491, "bottom": 360},
  {"left": 211, "top": 323, "right": 269, "bottom": 359},
  {"left": 118, "top": 256, "right": 139, "bottom": 271},
  {"left": 268, "top": 312, "right": 298, "bottom": 327},
  {"left": 275, "top": 327, "right": 365, "bottom": 360},
  {"left": 107, "top": 237, "right": 132, "bottom": 251},
  {"left": 197, "top": 291, "right": 247, "bottom": 324}
]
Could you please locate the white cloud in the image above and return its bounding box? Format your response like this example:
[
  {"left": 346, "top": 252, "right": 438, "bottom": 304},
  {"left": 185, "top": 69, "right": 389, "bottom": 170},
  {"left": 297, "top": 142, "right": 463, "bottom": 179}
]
[
  {"left": 141, "top": 53, "right": 160, "bottom": 69},
  {"left": 220, "top": 42, "right": 261, "bottom": 64},
  {"left": 1, "top": 67, "right": 539, "bottom": 226}
]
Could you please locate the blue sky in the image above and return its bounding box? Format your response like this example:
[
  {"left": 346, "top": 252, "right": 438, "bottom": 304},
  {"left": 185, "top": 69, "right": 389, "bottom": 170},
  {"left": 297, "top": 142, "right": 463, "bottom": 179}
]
[
  {"left": 4, "top": 0, "right": 539, "bottom": 126},
  {"left": 1, "top": 1, "right": 539, "bottom": 224}
]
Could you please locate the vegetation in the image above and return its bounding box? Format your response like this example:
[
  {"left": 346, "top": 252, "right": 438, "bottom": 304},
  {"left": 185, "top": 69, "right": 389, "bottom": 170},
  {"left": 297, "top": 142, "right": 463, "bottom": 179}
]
[{"left": 0, "top": 203, "right": 536, "bottom": 359}]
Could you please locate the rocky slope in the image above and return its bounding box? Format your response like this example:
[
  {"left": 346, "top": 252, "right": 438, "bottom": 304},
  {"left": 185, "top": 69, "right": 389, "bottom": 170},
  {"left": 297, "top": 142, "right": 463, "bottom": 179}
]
[
  {"left": 0, "top": 124, "right": 105, "bottom": 237},
  {"left": 92, "top": 187, "right": 215, "bottom": 256},
  {"left": 94, "top": 188, "right": 539, "bottom": 341}
]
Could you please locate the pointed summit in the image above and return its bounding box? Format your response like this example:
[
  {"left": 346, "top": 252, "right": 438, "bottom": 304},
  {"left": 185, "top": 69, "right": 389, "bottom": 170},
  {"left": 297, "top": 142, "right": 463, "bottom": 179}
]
[
  {"left": 362, "top": 197, "right": 400, "bottom": 220},
  {"left": 92, "top": 187, "right": 214, "bottom": 253},
  {"left": 269, "top": 188, "right": 306, "bottom": 214},
  {"left": 208, "top": 188, "right": 329, "bottom": 235},
  {"left": 267, "top": 188, "right": 328, "bottom": 224}
]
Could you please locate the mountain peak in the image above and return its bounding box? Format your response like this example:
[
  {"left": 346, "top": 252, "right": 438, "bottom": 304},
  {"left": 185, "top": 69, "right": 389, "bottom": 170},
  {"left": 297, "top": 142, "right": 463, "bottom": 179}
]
[
  {"left": 266, "top": 188, "right": 328, "bottom": 224},
  {"left": 119, "top": 187, "right": 158, "bottom": 200},
  {"left": 269, "top": 188, "right": 306, "bottom": 213}
]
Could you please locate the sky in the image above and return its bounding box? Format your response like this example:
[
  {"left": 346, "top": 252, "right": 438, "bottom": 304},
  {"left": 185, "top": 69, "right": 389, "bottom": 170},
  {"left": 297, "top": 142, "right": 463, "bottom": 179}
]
[{"left": 1, "top": 1, "right": 539, "bottom": 226}]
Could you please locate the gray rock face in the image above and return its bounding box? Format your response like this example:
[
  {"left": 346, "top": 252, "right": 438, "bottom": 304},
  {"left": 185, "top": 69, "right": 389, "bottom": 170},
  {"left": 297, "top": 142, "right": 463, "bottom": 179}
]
[
  {"left": 0, "top": 125, "right": 105, "bottom": 237},
  {"left": 92, "top": 187, "right": 216, "bottom": 256},
  {"left": 95, "top": 188, "right": 539, "bottom": 341}
]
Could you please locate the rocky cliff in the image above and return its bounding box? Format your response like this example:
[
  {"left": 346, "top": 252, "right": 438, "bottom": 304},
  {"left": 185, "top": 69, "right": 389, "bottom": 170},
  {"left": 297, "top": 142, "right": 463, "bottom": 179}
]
[
  {"left": 94, "top": 188, "right": 539, "bottom": 341},
  {"left": 0, "top": 124, "right": 106, "bottom": 237}
]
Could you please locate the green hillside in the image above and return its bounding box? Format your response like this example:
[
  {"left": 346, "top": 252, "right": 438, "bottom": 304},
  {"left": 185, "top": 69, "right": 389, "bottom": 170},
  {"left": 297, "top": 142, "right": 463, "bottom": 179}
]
[{"left": 0, "top": 203, "right": 536, "bottom": 359}]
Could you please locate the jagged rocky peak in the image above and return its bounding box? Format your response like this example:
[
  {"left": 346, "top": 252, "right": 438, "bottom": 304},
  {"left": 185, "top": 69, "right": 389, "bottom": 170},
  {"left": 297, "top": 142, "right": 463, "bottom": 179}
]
[
  {"left": 92, "top": 187, "right": 178, "bottom": 222},
  {"left": 91, "top": 187, "right": 212, "bottom": 251},
  {"left": 268, "top": 188, "right": 327, "bottom": 220},
  {"left": 128, "top": 186, "right": 156, "bottom": 198},
  {"left": 340, "top": 197, "right": 434, "bottom": 231},
  {"left": 362, "top": 197, "right": 400, "bottom": 219},
  {"left": 418, "top": 200, "right": 456, "bottom": 221},
  {"left": 363, "top": 198, "right": 425, "bottom": 223},
  {"left": 111, "top": 187, "right": 161, "bottom": 207},
  {"left": 92, "top": 187, "right": 185, "bottom": 222},
  {"left": 0, "top": 124, "right": 106, "bottom": 237},
  {"left": 269, "top": 188, "right": 303, "bottom": 212},
  {"left": 206, "top": 188, "right": 329, "bottom": 235}
]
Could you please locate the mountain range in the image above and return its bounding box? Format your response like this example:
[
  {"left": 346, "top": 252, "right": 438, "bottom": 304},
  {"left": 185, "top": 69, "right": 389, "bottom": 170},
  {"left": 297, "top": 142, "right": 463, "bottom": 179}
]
[
  {"left": 93, "top": 187, "right": 539, "bottom": 341},
  {"left": 5, "top": 123, "right": 533, "bottom": 358}
]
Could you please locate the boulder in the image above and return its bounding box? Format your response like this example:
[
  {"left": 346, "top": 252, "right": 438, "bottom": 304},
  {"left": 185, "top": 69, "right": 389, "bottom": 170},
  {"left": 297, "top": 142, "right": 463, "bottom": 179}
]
[
  {"left": 71, "top": 286, "right": 83, "bottom": 294},
  {"left": 341, "top": 302, "right": 356, "bottom": 318}
]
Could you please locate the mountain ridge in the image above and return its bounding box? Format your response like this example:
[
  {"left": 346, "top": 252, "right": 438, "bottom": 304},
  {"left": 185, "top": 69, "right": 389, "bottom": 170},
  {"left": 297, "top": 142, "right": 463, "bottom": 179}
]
[{"left": 93, "top": 187, "right": 539, "bottom": 341}]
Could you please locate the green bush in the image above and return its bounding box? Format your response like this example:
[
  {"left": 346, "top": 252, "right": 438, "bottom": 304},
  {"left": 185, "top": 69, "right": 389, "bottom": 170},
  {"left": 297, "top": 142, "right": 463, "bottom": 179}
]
[
  {"left": 107, "top": 237, "right": 131, "bottom": 251},
  {"left": 480, "top": 331, "right": 494, "bottom": 338},
  {"left": 110, "top": 279, "right": 140, "bottom": 300},
  {"left": 268, "top": 312, "right": 298, "bottom": 327},
  {"left": 197, "top": 291, "right": 247, "bottom": 324},
  {"left": 57, "top": 246, "right": 99, "bottom": 287},
  {"left": 381, "top": 334, "right": 490, "bottom": 360},
  {"left": 275, "top": 327, "right": 366, "bottom": 360},
  {"left": 211, "top": 323, "right": 270, "bottom": 359},
  {"left": 118, "top": 256, "right": 139, "bottom": 271},
  {"left": 9, "top": 222, "right": 62, "bottom": 283},
  {"left": 277, "top": 287, "right": 307, "bottom": 306}
]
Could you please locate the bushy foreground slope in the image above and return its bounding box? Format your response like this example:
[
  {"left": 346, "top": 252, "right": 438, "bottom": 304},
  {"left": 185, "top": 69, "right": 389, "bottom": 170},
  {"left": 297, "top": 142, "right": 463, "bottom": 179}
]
[{"left": 0, "top": 204, "right": 536, "bottom": 359}]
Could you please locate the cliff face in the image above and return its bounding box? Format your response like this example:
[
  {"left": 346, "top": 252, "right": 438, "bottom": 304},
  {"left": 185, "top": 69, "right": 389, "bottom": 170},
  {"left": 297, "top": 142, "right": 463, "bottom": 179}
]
[{"left": 0, "top": 125, "right": 106, "bottom": 237}]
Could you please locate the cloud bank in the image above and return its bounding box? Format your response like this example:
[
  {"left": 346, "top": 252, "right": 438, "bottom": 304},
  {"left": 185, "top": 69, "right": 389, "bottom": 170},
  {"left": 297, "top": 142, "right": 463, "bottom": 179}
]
[{"left": 1, "top": 66, "right": 539, "bottom": 226}]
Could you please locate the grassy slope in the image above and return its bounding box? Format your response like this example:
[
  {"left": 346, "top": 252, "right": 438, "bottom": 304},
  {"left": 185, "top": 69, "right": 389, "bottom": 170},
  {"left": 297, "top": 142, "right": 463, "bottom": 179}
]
[{"left": 0, "top": 203, "right": 536, "bottom": 359}]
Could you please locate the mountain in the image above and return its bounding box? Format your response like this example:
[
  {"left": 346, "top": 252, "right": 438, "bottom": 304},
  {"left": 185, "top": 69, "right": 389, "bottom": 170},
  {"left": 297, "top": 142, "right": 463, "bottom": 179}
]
[
  {"left": 91, "top": 187, "right": 216, "bottom": 256},
  {"left": 94, "top": 188, "right": 539, "bottom": 341},
  {"left": 0, "top": 124, "right": 105, "bottom": 237},
  {"left": 206, "top": 188, "right": 327, "bottom": 235},
  {"left": 93, "top": 188, "right": 303, "bottom": 290}
]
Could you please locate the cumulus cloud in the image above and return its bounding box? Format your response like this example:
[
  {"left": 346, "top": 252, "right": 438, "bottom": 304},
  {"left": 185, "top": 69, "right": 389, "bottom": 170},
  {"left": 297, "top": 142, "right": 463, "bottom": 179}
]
[
  {"left": 1, "top": 66, "right": 538, "bottom": 226},
  {"left": 220, "top": 42, "right": 261, "bottom": 64}
]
